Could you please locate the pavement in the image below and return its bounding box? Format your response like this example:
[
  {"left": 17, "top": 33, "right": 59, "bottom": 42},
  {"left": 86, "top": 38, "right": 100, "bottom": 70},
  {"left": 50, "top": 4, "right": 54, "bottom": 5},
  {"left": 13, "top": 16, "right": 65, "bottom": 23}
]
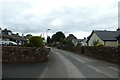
[{"left": 2, "top": 47, "right": 120, "bottom": 79}]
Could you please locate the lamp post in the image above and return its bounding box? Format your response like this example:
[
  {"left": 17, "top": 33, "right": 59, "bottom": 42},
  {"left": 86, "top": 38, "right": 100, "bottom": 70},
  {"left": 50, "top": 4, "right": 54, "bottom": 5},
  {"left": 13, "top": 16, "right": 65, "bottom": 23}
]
[
  {"left": 0, "top": 28, "right": 1, "bottom": 39},
  {"left": 46, "top": 29, "right": 51, "bottom": 38}
]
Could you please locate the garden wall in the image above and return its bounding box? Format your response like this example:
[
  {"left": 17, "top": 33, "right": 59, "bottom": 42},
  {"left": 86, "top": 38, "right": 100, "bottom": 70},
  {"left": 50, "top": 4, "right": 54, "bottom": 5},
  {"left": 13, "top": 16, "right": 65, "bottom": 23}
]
[
  {"left": 2, "top": 46, "right": 51, "bottom": 63},
  {"left": 83, "top": 46, "right": 120, "bottom": 65},
  {"left": 59, "top": 46, "right": 120, "bottom": 65}
]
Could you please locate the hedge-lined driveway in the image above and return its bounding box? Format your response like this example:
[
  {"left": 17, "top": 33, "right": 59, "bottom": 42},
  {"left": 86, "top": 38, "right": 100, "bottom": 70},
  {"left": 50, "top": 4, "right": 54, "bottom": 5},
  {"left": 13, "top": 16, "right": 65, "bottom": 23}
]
[{"left": 2, "top": 48, "right": 119, "bottom": 78}]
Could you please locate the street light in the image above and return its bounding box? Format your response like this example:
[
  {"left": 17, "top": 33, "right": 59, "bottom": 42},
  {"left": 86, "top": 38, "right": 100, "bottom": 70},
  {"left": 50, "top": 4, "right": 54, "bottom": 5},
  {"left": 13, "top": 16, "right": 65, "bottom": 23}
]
[
  {"left": 46, "top": 29, "right": 51, "bottom": 38},
  {"left": 0, "top": 28, "right": 2, "bottom": 41}
]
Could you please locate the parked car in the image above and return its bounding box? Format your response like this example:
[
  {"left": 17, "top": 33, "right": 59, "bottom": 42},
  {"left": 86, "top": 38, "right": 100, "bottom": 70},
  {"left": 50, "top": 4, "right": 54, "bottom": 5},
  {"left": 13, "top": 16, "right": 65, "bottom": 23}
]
[{"left": 0, "top": 41, "right": 17, "bottom": 46}]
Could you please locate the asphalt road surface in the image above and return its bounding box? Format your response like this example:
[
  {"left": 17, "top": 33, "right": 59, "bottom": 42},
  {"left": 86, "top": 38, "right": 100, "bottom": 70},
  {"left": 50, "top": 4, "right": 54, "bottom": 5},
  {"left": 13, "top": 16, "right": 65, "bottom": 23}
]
[{"left": 2, "top": 48, "right": 119, "bottom": 79}]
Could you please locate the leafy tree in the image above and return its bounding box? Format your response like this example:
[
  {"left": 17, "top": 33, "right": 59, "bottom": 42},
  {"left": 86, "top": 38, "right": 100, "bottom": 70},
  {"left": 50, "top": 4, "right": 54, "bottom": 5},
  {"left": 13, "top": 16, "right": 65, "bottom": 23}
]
[
  {"left": 66, "top": 40, "right": 74, "bottom": 46},
  {"left": 47, "top": 36, "right": 51, "bottom": 44},
  {"left": 52, "top": 31, "right": 65, "bottom": 42},
  {"left": 25, "top": 34, "right": 32, "bottom": 39},
  {"left": 60, "top": 38, "right": 67, "bottom": 45},
  {"left": 29, "top": 36, "right": 44, "bottom": 47}
]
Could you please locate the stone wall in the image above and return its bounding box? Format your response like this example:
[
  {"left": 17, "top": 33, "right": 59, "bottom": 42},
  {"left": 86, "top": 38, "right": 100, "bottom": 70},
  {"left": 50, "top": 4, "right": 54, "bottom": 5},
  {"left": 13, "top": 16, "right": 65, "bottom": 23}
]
[
  {"left": 59, "top": 46, "right": 120, "bottom": 65},
  {"left": 2, "top": 46, "right": 51, "bottom": 63},
  {"left": 83, "top": 46, "right": 120, "bottom": 65}
]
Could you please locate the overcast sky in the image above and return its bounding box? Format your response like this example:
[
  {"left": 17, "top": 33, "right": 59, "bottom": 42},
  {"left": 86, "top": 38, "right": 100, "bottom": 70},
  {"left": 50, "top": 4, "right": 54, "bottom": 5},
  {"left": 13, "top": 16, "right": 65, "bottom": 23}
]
[{"left": 0, "top": 0, "right": 119, "bottom": 39}]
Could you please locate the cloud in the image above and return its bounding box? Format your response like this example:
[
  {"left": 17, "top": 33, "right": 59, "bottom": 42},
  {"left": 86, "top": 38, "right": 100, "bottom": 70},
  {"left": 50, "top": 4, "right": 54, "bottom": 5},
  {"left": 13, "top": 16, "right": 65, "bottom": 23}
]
[{"left": 0, "top": 0, "right": 119, "bottom": 38}]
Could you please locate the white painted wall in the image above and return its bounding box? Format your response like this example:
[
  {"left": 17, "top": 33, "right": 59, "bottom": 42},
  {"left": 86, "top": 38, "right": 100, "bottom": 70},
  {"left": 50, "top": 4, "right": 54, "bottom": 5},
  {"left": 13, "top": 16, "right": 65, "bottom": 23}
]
[
  {"left": 105, "top": 41, "right": 117, "bottom": 47},
  {"left": 88, "top": 33, "right": 104, "bottom": 46}
]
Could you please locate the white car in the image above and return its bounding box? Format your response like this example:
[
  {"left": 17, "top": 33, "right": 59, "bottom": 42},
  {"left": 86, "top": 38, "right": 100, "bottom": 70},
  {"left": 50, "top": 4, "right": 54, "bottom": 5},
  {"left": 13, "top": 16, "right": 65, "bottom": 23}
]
[{"left": 0, "top": 41, "right": 17, "bottom": 46}]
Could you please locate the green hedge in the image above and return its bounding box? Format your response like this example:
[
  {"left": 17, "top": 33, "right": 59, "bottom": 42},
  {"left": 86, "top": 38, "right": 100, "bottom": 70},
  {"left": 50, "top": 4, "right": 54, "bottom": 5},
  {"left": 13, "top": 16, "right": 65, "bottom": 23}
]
[
  {"left": 95, "top": 43, "right": 104, "bottom": 47},
  {"left": 118, "top": 43, "right": 120, "bottom": 48},
  {"left": 29, "top": 36, "right": 44, "bottom": 47}
]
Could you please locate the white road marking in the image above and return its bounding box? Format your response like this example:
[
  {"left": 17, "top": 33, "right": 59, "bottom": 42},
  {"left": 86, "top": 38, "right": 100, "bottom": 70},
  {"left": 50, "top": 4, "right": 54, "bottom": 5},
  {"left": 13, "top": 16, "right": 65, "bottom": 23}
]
[
  {"left": 82, "top": 57, "right": 92, "bottom": 62},
  {"left": 88, "top": 65, "right": 114, "bottom": 78},
  {"left": 88, "top": 65, "right": 102, "bottom": 73},
  {"left": 62, "top": 53, "right": 86, "bottom": 63},
  {"left": 109, "top": 67, "right": 119, "bottom": 71},
  {"left": 39, "top": 67, "right": 49, "bottom": 78},
  {"left": 56, "top": 49, "right": 92, "bottom": 63},
  {"left": 56, "top": 52, "right": 85, "bottom": 78}
]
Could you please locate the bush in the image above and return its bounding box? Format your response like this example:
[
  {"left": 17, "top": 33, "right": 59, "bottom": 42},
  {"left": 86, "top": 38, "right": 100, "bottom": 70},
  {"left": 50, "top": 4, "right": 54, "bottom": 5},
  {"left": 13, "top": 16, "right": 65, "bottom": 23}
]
[
  {"left": 92, "top": 40, "right": 100, "bottom": 46},
  {"left": 96, "top": 43, "right": 104, "bottom": 47},
  {"left": 118, "top": 43, "right": 120, "bottom": 48},
  {"left": 76, "top": 42, "right": 82, "bottom": 46},
  {"left": 29, "top": 36, "right": 44, "bottom": 47},
  {"left": 66, "top": 40, "right": 74, "bottom": 46}
]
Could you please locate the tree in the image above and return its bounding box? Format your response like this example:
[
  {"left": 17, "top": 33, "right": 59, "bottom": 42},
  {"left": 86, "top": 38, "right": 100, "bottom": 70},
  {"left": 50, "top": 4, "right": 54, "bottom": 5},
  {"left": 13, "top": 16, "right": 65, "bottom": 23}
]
[
  {"left": 66, "top": 40, "right": 74, "bottom": 46},
  {"left": 52, "top": 31, "right": 65, "bottom": 42},
  {"left": 29, "top": 36, "right": 44, "bottom": 47},
  {"left": 25, "top": 34, "right": 32, "bottom": 39},
  {"left": 47, "top": 36, "right": 51, "bottom": 44}
]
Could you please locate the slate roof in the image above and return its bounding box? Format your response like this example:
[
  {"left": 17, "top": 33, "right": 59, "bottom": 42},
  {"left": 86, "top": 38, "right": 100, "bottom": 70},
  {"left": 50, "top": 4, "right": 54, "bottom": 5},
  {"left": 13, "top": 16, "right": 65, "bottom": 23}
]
[
  {"left": 1, "top": 31, "right": 26, "bottom": 41},
  {"left": 94, "top": 30, "right": 120, "bottom": 41},
  {"left": 66, "top": 34, "right": 77, "bottom": 40},
  {"left": 87, "top": 30, "right": 120, "bottom": 42}
]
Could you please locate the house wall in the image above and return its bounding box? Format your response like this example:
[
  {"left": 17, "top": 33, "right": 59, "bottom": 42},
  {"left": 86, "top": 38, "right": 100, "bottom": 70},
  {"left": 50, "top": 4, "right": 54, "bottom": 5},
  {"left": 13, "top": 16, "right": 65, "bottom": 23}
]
[
  {"left": 81, "top": 41, "right": 87, "bottom": 46},
  {"left": 105, "top": 41, "right": 117, "bottom": 47},
  {"left": 88, "top": 33, "right": 104, "bottom": 46}
]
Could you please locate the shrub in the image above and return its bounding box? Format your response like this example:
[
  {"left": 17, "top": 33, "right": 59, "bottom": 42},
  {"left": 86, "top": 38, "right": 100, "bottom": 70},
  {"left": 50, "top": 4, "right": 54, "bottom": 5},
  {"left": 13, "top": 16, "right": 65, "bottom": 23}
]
[
  {"left": 96, "top": 43, "right": 104, "bottom": 47},
  {"left": 66, "top": 40, "right": 74, "bottom": 46},
  {"left": 29, "top": 36, "right": 44, "bottom": 47},
  {"left": 76, "top": 42, "right": 82, "bottom": 46},
  {"left": 118, "top": 43, "right": 120, "bottom": 48},
  {"left": 92, "top": 40, "right": 100, "bottom": 46}
]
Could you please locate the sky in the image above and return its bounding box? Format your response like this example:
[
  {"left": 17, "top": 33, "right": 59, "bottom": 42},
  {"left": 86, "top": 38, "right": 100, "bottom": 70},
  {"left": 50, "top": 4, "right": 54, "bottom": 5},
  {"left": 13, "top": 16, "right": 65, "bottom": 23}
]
[{"left": 0, "top": 0, "right": 119, "bottom": 39}]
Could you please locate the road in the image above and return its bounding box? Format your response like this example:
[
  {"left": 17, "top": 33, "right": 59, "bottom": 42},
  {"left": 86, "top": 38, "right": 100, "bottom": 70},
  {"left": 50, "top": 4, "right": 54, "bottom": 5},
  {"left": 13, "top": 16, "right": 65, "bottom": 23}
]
[{"left": 2, "top": 48, "right": 119, "bottom": 78}]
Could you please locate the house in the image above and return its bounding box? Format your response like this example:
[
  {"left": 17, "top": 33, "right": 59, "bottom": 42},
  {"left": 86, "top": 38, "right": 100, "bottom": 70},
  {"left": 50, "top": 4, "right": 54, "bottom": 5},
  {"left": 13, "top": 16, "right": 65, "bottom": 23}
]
[
  {"left": 72, "top": 38, "right": 87, "bottom": 46},
  {"left": 87, "top": 29, "right": 120, "bottom": 47},
  {"left": 66, "top": 34, "right": 87, "bottom": 46},
  {"left": 1, "top": 28, "right": 27, "bottom": 45},
  {"left": 66, "top": 34, "right": 77, "bottom": 41},
  {"left": 80, "top": 38, "right": 87, "bottom": 46}
]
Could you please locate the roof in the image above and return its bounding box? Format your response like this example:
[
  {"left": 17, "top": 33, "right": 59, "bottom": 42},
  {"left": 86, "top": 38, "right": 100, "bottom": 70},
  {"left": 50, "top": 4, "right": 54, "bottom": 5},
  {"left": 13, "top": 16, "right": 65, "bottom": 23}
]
[
  {"left": 66, "top": 34, "right": 77, "bottom": 40},
  {"left": 2, "top": 32, "right": 26, "bottom": 41},
  {"left": 72, "top": 39, "right": 84, "bottom": 42},
  {"left": 10, "top": 34, "right": 26, "bottom": 41},
  {"left": 87, "top": 30, "right": 120, "bottom": 42},
  {"left": 94, "top": 31, "right": 119, "bottom": 41}
]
